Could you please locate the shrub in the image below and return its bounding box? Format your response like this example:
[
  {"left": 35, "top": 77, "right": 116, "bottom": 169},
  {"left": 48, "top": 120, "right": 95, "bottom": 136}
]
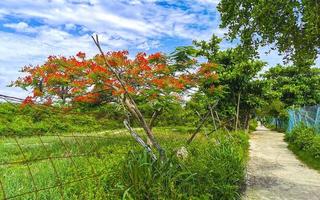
[
  {"left": 113, "top": 130, "right": 249, "bottom": 199},
  {"left": 309, "top": 135, "right": 320, "bottom": 159},
  {"left": 286, "top": 123, "right": 320, "bottom": 170},
  {"left": 0, "top": 103, "right": 122, "bottom": 136},
  {"left": 248, "top": 119, "right": 258, "bottom": 131},
  {"left": 286, "top": 123, "right": 316, "bottom": 151}
]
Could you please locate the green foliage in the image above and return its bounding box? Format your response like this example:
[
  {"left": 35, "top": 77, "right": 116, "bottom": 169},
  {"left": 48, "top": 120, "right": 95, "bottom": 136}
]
[
  {"left": 113, "top": 130, "right": 249, "bottom": 199},
  {"left": 248, "top": 119, "right": 258, "bottom": 131},
  {"left": 264, "top": 100, "right": 287, "bottom": 118},
  {"left": 309, "top": 135, "right": 320, "bottom": 159},
  {"left": 218, "top": 0, "right": 320, "bottom": 65},
  {"left": 0, "top": 103, "right": 123, "bottom": 136},
  {"left": 263, "top": 65, "right": 320, "bottom": 107},
  {"left": 286, "top": 123, "right": 320, "bottom": 170},
  {"left": 286, "top": 123, "right": 316, "bottom": 151},
  {"left": 119, "top": 151, "right": 191, "bottom": 200},
  {"left": 172, "top": 36, "right": 266, "bottom": 130},
  {"left": 0, "top": 128, "right": 249, "bottom": 199},
  {"left": 259, "top": 100, "right": 288, "bottom": 131}
]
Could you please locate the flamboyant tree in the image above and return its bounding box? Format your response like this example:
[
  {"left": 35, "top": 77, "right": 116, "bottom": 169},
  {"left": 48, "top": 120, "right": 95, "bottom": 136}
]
[{"left": 12, "top": 35, "right": 216, "bottom": 159}]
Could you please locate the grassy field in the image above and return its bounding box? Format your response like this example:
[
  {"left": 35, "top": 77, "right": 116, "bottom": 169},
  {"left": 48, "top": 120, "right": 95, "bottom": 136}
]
[{"left": 0, "top": 127, "right": 249, "bottom": 199}]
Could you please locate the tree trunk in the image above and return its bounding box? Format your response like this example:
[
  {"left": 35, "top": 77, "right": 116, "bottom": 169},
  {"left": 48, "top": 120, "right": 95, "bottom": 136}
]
[
  {"left": 124, "top": 97, "right": 165, "bottom": 159},
  {"left": 244, "top": 113, "right": 250, "bottom": 132},
  {"left": 124, "top": 120, "right": 157, "bottom": 161},
  {"left": 147, "top": 108, "right": 163, "bottom": 147},
  {"left": 235, "top": 92, "right": 241, "bottom": 131},
  {"left": 209, "top": 105, "right": 217, "bottom": 130},
  {"left": 92, "top": 35, "right": 165, "bottom": 159}
]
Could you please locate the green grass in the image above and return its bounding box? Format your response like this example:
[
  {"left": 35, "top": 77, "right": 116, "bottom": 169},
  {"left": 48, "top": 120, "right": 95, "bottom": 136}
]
[
  {"left": 0, "top": 128, "right": 249, "bottom": 199},
  {"left": 0, "top": 103, "right": 123, "bottom": 136},
  {"left": 0, "top": 129, "right": 137, "bottom": 200},
  {"left": 288, "top": 144, "right": 320, "bottom": 171},
  {"left": 285, "top": 124, "right": 320, "bottom": 172}
]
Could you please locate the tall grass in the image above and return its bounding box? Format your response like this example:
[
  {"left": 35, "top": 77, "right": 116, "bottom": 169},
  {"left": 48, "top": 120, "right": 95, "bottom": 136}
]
[
  {"left": 111, "top": 130, "right": 249, "bottom": 199},
  {"left": 0, "top": 103, "right": 123, "bottom": 136},
  {"left": 0, "top": 128, "right": 248, "bottom": 199}
]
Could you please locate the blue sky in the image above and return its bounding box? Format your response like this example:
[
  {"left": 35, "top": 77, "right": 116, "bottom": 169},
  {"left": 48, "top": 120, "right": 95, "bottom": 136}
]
[{"left": 0, "top": 0, "right": 315, "bottom": 98}]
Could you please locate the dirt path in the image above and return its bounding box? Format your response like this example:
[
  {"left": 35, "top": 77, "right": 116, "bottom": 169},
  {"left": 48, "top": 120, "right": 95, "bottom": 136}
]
[{"left": 244, "top": 125, "right": 320, "bottom": 200}]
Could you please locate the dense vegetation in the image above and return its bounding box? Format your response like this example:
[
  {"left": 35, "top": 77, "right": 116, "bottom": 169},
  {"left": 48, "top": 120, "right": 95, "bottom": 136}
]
[
  {"left": 285, "top": 124, "right": 320, "bottom": 170},
  {"left": 0, "top": 127, "right": 248, "bottom": 199},
  {"left": 114, "top": 130, "right": 249, "bottom": 199},
  {"left": 0, "top": 103, "right": 123, "bottom": 136},
  {"left": 1, "top": 1, "right": 320, "bottom": 198},
  {"left": 218, "top": 0, "right": 320, "bottom": 65}
]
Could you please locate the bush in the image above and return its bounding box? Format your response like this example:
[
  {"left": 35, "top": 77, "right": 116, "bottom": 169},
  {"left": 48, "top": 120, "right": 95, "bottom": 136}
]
[
  {"left": 0, "top": 103, "right": 122, "bottom": 136},
  {"left": 309, "top": 135, "right": 320, "bottom": 159},
  {"left": 286, "top": 123, "right": 316, "bottom": 151},
  {"left": 248, "top": 119, "right": 258, "bottom": 131},
  {"left": 111, "top": 130, "right": 249, "bottom": 199},
  {"left": 286, "top": 123, "right": 320, "bottom": 170}
]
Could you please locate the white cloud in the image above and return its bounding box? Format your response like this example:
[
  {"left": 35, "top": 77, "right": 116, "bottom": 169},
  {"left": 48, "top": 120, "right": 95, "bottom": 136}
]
[
  {"left": 196, "top": 0, "right": 220, "bottom": 4},
  {"left": 0, "top": 0, "right": 221, "bottom": 40},
  {"left": 3, "top": 22, "right": 35, "bottom": 32},
  {"left": 137, "top": 40, "right": 160, "bottom": 50},
  {"left": 0, "top": 0, "right": 225, "bottom": 98}
]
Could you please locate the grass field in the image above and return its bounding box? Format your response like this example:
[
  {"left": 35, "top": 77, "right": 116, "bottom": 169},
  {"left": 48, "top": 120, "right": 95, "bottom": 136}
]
[{"left": 0, "top": 127, "right": 249, "bottom": 199}]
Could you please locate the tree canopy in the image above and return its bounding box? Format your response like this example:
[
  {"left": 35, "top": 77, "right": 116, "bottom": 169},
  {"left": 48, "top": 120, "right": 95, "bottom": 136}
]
[
  {"left": 263, "top": 64, "right": 320, "bottom": 107},
  {"left": 218, "top": 0, "right": 320, "bottom": 65},
  {"left": 172, "top": 34, "right": 266, "bottom": 129}
]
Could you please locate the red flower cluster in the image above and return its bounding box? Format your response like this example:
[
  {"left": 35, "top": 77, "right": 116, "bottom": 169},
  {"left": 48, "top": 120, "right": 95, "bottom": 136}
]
[
  {"left": 13, "top": 50, "right": 203, "bottom": 106},
  {"left": 76, "top": 52, "right": 86, "bottom": 59},
  {"left": 73, "top": 93, "right": 100, "bottom": 103},
  {"left": 21, "top": 96, "right": 34, "bottom": 108}
]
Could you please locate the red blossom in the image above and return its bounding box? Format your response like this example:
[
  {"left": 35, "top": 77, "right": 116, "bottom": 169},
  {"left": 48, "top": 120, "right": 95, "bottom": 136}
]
[
  {"left": 148, "top": 52, "right": 162, "bottom": 60},
  {"left": 76, "top": 52, "right": 86, "bottom": 59},
  {"left": 13, "top": 50, "right": 197, "bottom": 106},
  {"left": 21, "top": 96, "right": 34, "bottom": 108},
  {"left": 73, "top": 93, "right": 100, "bottom": 103}
]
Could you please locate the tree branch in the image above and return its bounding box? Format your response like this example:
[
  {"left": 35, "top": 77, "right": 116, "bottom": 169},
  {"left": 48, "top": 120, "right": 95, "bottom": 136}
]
[
  {"left": 123, "top": 120, "right": 157, "bottom": 161},
  {"left": 187, "top": 101, "right": 219, "bottom": 144}
]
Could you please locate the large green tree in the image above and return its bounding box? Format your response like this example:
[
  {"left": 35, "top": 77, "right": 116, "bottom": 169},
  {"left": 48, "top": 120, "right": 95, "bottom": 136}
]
[
  {"left": 263, "top": 64, "right": 320, "bottom": 107},
  {"left": 218, "top": 0, "right": 320, "bottom": 65},
  {"left": 172, "top": 35, "right": 266, "bottom": 130}
]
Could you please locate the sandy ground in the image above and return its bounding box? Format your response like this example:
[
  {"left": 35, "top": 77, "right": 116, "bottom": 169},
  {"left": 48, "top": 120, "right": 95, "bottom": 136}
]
[{"left": 244, "top": 126, "right": 320, "bottom": 200}]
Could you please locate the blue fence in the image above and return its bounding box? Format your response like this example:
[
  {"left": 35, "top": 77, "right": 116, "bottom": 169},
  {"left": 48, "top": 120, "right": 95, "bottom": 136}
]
[{"left": 287, "top": 105, "right": 320, "bottom": 133}]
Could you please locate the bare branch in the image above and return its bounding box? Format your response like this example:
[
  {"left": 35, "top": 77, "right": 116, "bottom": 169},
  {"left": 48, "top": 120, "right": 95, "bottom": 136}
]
[{"left": 124, "top": 120, "right": 157, "bottom": 161}]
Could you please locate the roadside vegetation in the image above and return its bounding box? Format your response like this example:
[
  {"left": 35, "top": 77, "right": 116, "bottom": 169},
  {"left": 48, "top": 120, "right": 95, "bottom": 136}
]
[
  {"left": 1, "top": 0, "right": 320, "bottom": 199},
  {"left": 285, "top": 124, "right": 320, "bottom": 171},
  {"left": 1, "top": 126, "right": 248, "bottom": 199}
]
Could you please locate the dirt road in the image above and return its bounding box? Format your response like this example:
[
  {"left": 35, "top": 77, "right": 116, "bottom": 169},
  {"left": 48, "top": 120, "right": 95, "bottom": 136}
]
[{"left": 244, "top": 126, "right": 320, "bottom": 200}]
